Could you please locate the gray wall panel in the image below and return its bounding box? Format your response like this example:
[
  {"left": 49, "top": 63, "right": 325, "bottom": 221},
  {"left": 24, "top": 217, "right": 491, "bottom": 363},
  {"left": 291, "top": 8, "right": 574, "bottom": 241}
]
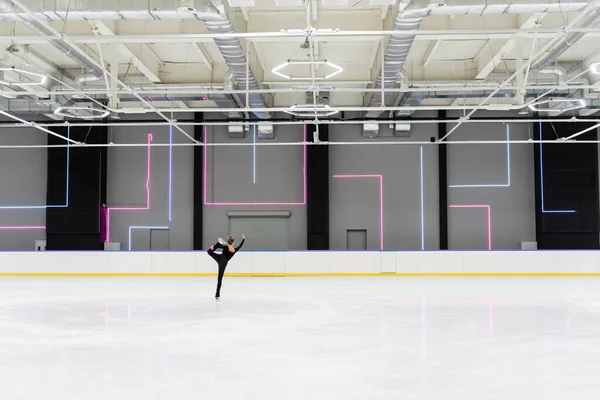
[
  {"left": 107, "top": 125, "right": 194, "bottom": 250},
  {"left": 0, "top": 128, "right": 47, "bottom": 250},
  {"left": 329, "top": 123, "right": 439, "bottom": 250},
  {"left": 203, "top": 124, "right": 307, "bottom": 250},
  {"left": 447, "top": 122, "right": 535, "bottom": 250}
]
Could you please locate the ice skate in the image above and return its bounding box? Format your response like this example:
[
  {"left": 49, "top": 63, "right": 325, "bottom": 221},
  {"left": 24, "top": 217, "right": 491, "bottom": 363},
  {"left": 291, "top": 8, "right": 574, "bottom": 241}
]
[{"left": 218, "top": 237, "right": 227, "bottom": 246}]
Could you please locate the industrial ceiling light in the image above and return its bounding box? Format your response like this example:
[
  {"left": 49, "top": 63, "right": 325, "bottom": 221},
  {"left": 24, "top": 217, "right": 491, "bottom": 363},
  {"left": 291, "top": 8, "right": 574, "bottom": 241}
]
[
  {"left": 54, "top": 106, "right": 110, "bottom": 120},
  {"left": 590, "top": 62, "right": 600, "bottom": 74},
  {"left": 0, "top": 67, "right": 46, "bottom": 87},
  {"left": 284, "top": 104, "right": 339, "bottom": 117},
  {"left": 528, "top": 98, "right": 586, "bottom": 112},
  {"left": 272, "top": 60, "right": 343, "bottom": 80}
]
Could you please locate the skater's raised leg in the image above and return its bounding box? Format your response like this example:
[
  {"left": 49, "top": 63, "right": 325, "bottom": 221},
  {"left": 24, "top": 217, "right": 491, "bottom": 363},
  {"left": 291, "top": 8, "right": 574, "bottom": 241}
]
[{"left": 207, "top": 245, "right": 221, "bottom": 262}]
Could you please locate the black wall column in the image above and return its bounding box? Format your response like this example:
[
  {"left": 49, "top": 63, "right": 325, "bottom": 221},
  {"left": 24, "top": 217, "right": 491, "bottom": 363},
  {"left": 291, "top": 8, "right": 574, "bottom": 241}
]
[
  {"left": 193, "top": 113, "right": 204, "bottom": 250},
  {"left": 534, "top": 121, "right": 600, "bottom": 249},
  {"left": 306, "top": 124, "right": 329, "bottom": 250},
  {"left": 438, "top": 111, "right": 448, "bottom": 250},
  {"left": 46, "top": 126, "right": 107, "bottom": 250}
]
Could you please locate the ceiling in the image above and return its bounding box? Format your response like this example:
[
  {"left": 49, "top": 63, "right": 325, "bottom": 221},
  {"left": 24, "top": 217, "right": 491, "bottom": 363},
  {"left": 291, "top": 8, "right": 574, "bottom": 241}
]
[{"left": 1, "top": 0, "right": 600, "bottom": 125}]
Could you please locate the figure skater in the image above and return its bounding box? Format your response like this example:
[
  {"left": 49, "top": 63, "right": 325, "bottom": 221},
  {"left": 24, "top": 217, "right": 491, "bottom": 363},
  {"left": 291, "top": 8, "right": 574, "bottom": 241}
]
[{"left": 207, "top": 234, "right": 245, "bottom": 299}]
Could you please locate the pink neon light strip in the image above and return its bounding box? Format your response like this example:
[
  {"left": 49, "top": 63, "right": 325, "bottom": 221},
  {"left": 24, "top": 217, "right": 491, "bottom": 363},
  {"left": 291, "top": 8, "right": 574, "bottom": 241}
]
[
  {"left": 106, "top": 134, "right": 153, "bottom": 242},
  {"left": 0, "top": 226, "right": 45, "bottom": 230},
  {"left": 333, "top": 174, "right": 384, "bottom": 251},
  {"left": 449, "top": 204, "right": 492, "bottom": 250},
  {"left": 204, "top": 124, "right": 307, "bottom": 205}
]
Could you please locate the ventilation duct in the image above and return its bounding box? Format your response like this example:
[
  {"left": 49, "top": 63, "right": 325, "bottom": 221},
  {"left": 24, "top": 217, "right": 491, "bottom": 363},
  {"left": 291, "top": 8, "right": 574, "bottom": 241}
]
[
  {"left": 199, "top": 0, "right": 271, "bottom": 119},
  {"left": 207, "top": 92, "right": 243, "bottom": 119},
  {"left": 534, "top": 9, "right": 600, "bottom": 72},
  {"left": 365, "top": 0, "right": 431, "bottom": 118},
  {"left": 178, "top": 0, "right": 196, "bottom": 12},
  {"left": 0, "top": 0, "right": 104, "bottom": 78},
  {"left": 0, "top": 0, "right": 268, "bottom": 119},
  {"left": 365, "top": 0, "right": 597, "bottom": 119}
]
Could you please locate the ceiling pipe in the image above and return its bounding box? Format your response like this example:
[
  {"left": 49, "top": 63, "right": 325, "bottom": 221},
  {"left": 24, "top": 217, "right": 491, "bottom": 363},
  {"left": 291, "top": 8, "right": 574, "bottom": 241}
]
[
  {"left": 3, "top": 139, "right": 600, "bottom": 149},
  {"left": 195, "top": 0, "right": 270, "bottom": 119},
  {"left": 365, "top": 0, "right": 430, "bottom": 118},
  {"left": 0, "top": 0, "right": 589, "bottom": 22},
  {"left": 365, "top": 0, "right": 583, "bottom": 119},
  {"left": 534, "top": 10, "right": 600, "bottom": 72},
  {"left": 0, "top": 0, "right": 104, "bottom": 78}
]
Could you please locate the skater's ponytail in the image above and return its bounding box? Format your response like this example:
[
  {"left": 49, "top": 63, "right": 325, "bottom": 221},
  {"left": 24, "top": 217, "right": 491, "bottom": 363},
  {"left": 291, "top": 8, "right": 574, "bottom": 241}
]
[{"left": 227, "top": 235, "right": 235, "bottom": 245}]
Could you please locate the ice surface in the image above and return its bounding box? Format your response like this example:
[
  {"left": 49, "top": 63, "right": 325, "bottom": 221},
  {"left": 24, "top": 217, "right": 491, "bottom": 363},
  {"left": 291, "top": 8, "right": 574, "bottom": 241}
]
[{"left": 1, "top": 277, "right": 600, "bottom": 399}]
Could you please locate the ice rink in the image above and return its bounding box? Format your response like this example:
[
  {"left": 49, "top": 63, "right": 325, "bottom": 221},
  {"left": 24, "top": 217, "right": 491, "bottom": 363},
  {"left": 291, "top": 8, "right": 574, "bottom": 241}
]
[{"left": 1, "top": 277, "right": 600, "bottom": 399}]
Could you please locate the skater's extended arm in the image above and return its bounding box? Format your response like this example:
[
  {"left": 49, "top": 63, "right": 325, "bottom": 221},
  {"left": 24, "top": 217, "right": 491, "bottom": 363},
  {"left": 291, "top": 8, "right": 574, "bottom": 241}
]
[{"left": 235, "top": 235, "right": 245, "bottom": 252}]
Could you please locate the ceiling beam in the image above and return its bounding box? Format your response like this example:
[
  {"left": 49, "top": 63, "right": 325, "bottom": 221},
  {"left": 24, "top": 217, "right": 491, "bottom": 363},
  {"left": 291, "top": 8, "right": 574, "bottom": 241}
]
[
  {"left": 193, "top": 43, "right": 213, "bottom": 71},
  {"left": 423, "top": 39, "right": 442, "bottom": 69},
  {"left": 474, "top": 14, "right": 543, "bottom": 80},
  {"left": 381, "top": 6, "right": 389, "bottom": 20},
  {"left": 92, "top": 21, "right": 161, "bottom": 83},
  {"left": 10, "top": 28, "right": 600, "bottom": 45},
  {"left": 240, "top": 7, "right": 250, "bottom": 22}
]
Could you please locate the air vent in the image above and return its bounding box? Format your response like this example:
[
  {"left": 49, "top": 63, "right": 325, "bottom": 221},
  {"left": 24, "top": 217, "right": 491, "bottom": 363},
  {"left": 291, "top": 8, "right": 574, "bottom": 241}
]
[
  {"left": 362, "top": 123, "right": 379, "bottom": 138},
  {"left": 257, "top": 124, "right": 274, "bottom": 139},
  {"left": 394, "top": 122, "right": 411, "bottom": 137},
  {"left": 228, "top": 124, "right": 245, "bottom": 139}
]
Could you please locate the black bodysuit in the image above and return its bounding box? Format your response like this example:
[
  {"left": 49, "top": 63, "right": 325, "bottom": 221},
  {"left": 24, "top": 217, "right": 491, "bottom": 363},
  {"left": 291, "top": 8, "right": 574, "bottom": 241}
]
[{"left": 207, "top": 239, "right": 245, "bottom": 297}]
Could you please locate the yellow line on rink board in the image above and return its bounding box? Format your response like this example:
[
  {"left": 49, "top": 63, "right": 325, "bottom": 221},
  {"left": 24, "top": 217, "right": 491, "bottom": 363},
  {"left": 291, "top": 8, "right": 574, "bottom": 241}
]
[{"left": 1, "top": 272, "right": 600, "bottom": 277}]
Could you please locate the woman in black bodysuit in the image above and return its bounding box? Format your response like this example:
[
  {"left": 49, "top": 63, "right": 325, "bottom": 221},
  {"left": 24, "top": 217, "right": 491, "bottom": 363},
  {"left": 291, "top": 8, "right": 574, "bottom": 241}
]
[{"left": 207, "top": 234, "right": 245, "bottom": 299}]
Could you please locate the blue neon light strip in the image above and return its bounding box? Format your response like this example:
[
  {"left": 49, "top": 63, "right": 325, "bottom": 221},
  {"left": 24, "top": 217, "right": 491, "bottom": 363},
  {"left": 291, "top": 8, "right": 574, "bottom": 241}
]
[
  {"left": 253, "top": 124, "right": 257, "bottom": 184},
  {"left": 539, "top": 122, "right": 576, "bottom": 213},
  {"left": 128, "top": 225, "right": 170, "bottom": 251},
  {"left": 449, "top": 124, "right": 511, "bottom": 188},
  {"left": 420, "top": 146, "right": 425, "bottom": 250},
  {"left": 0, "top": 126, "right": 70, "bottom": 209},
  {"left": 169, "top": 124, "right": 173, "bottom": 222}
]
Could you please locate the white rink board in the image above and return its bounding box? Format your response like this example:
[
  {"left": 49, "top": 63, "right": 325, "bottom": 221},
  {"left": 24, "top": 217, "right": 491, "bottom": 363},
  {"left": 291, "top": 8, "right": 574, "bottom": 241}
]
[{"left": 0, "top": 251, "right": 598, "bottom": 275}]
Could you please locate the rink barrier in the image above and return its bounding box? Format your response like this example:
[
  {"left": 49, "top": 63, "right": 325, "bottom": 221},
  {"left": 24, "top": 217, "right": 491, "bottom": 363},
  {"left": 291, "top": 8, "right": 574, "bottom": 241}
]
[{"left": 0, "top": 251, "right": 600, "bottom": 276}]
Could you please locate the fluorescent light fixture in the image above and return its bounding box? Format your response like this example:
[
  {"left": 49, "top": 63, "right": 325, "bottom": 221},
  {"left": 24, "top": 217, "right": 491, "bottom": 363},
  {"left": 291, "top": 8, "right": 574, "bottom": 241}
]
[
  {"left": 420, "top": 146, "right": 425, "bottom": 251},
  {"left": 253, "top": 125, "right": 257, "bottom": 184},
  {"left": 271, "top": 59, "right": 343, "bottom": 80},
  {"left": 106, "top": 134, "right": 153, "bottom": 242},
  {"left": 528, "top": 98, "right": 586, "bottom": 113},
  {"left": 0, "top": 226, "right": 45, "bottom": 230},
  {"left": 204, "top": 125, "right": 307, "bottom": 205},
  {"left": 0, "top": 67, "right": 46, "bottom": 86},
  {"left": 333, "top": 174, "right": 384, "bottom": 251},
  {"left": 169, "top": 125, "right": 173, "bottom": 222},
  {"left": 449, "top": 205, "right": 492, "bottom": 250},
  {"left": 591, "top": 62, "right": 600, "bottom": 74},
  {"left": 54, "top": 106, "right": 110, "bottom": 120},
  {"left": 284, "top": 103, "right": 339, "bottom": 117}
]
